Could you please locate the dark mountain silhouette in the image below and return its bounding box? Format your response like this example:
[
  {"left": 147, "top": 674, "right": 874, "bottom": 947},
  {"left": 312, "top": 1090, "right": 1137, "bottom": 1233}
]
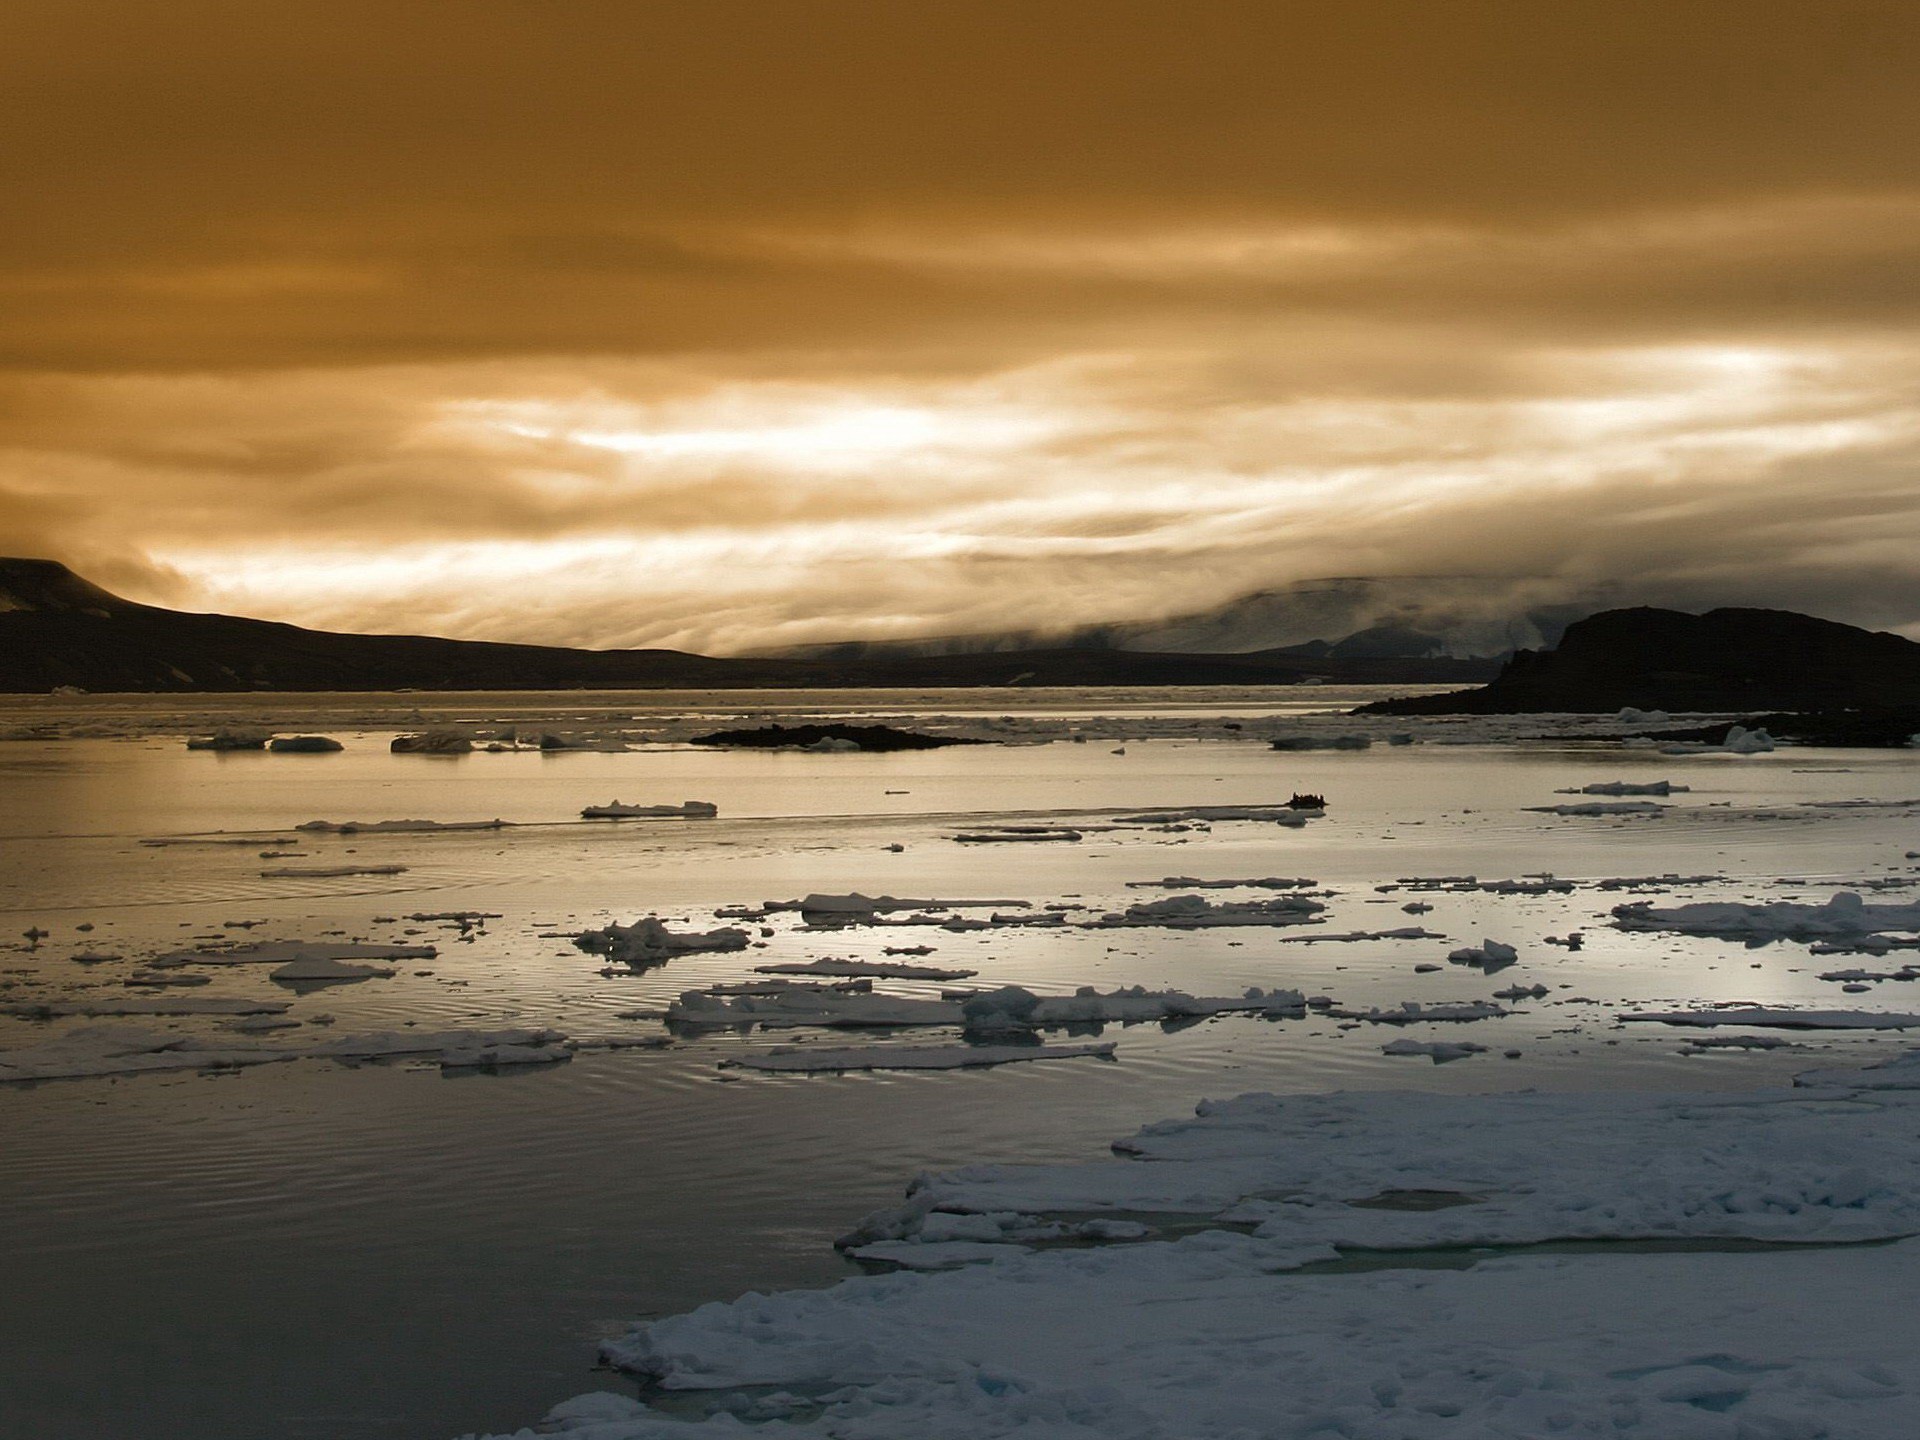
[
  {"left": 1362, "top": 607, "right": 1920, "bottom": 715},
  {"left": 0, "top": 559, "right": 1500, "bottom": 693}
]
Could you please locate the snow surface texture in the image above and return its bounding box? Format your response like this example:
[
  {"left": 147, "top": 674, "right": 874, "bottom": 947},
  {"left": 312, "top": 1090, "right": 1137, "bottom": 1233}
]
[{"left": 468, "top": 1082, "right": 1920, "bottom": 1440}]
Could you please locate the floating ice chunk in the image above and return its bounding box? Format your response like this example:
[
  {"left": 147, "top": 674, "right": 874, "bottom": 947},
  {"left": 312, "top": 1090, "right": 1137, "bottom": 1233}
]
[
  {"left": 258, "top": 864, "right": 408, "bottom": 878},
  {"left": 537, "top": 732, "right": 630, "bottom": 752},
  {"left": 1615, "top": 706, "right": 1672, "bottom": 725},
  {"left": 1327, "top": 1000, "right": 1507, "bottom": 1024},
  {"left": 0, "top": 1025, "right": 291, "bottom": 1080},
  {"left": 668, "top": 990, "right": 965, "bottom": 1028},
  {"left": 229, "top": 1015, "right": 302, "bottom": 1033},
  {"left": 1624, "top": 1007, "right": 1920, "bottom": 1030},
  {"left": 1113, "top": 805, "right": 1320, "bottom": 825},
  {"left": 1281, "top": 926, "right": 1443, "bottom": 944},
  {"left": 706, "top": 978, "right": 874, "bottom": 997},
  {"left": 306, "top": 1027, "right": 569, "bottom": 1062},
  {"left": 735, "top": 894, "right": 1029, "bottom": 924},
  {"left": 1126, "top": 876, "right": 1318, "bottom": 890},
  {"left": 185, "top": 728, "right": 269, "bottom": 751},
  {"left": 1268, "top": 733, "right": 1370, "bottom": 750},
  {"left": 1447, "top": 938, "right": 1518, "bottom": 969},
  {"left": 1614, "top": 891, "right": 1920, "bottom": 940},
  {"left": 964, "top": 985, "right": 1307, "bottom": 1028},
  {"left": 727, "top": 1042, "right": 1117, "bottom": 1073},
  {"left": 389, "top": 730, "right": 473, "bottom": 754},
  {"left": 1381, "top": 1039, "right": 1487, "bottom": 1062},
  {"left": 149, "top": 940, "right": 437, "bottom": 969},
  {"left": 296, "top": 817, "right": 507, "bottom": 833},
  {"left": 754, "top": 958, "right": 979, "bottom": 981},
  {"left": 1660, "top": 724, "right": 1777, "bottom": 755},
  {"left": 268, "top": 955, "right": 396, "bottom": 983},
  {"left": 1090, "top": 894, "right": 1324, "bottom": 930},
  {"left": 1559, "top": 780, "right": 1688, "bottom": 796},
  {"left": 1, "top": 996, "right": 291, "bottom": 1018},
  {"left": 123, "top": 971, "right": 209, "bottom": 987},
  {"left": 268, "top": 735, "right": 343, "bottom": 753},
  {"left": 1527, "top": 800, "right": 1667, "bottom": 816},
  {"left": 1820, "top": 965, "right": 1920, "bottom": 982},
  {"left": 576, "top": 918, "right": 751, "bottom": 966},
  {"left": 951, "top": 828, "right": 1083, "bottom": 843},
  {"left": 438, "top": 1040, "right": 572, "bottom": 1069},
  {"left": 581, "top": 800, "right": 719, "bottom": 819},
  {"left": 1492, "top": 983, "right": 1549, "bottom": 999}
]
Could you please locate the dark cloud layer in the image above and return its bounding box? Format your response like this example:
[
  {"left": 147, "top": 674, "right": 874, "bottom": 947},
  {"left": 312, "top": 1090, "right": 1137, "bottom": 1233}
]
[{"left": 3, "top": 2, "right": 1920, "bottom": 646}]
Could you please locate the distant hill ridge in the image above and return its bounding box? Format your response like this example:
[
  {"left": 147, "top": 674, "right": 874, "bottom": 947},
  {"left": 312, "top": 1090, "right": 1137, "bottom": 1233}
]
[
  {"left": 0, "top": 559, "right": 1500, "bottom": 693},
  {"left": 1363, "top": 606, "right": 1920, "bottom": 715}
]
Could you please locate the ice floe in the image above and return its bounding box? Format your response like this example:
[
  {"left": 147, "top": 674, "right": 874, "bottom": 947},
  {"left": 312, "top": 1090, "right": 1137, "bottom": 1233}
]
[
  {"left": 257, "top": 864, "right": 408, "bottom": 878},
  {"left": 670, "top": 984, "right": 1307, "bottom": 1030},
  {"left": 268, "top": 954, "right": 397, "bottom": 983},
  {"left": 725, "top": 1042, "right": 1117, "bottom": 1073},
  {"left": 1658, "top": 723, "right": 1777, "bottom": 755},
  {"left": 1381, "top": 1038, "right": 1487, "bottom": 1062},
  {"left": 389, "top": 730, "right": 474, "bottom": 754},
  {"left": 1088, "top": 894, "right": 1324, "bottom": 929},
  {"left": 1447, "top": 937, "right": 1519, "bottom": 969},
  {"left": 1527, "top": 800, "right": 1668, "bottom": 816},
  {"left": 295, "top": 817, "right": 508, "bottom": 834},
  {"left": 1624, "top": 1007, "right": 1920, "bottom": 1030},
  {"left": 0, "top": 1023, "right": 574, "bottom": 1082},
  {"left": 147, "top": 940, "right": 438, "bottom": 969},
  {"left": 491, "top": 1083, "right": 1920, "bottom": 1440},
  {"left": 668, "top": 990, "right": 965, "bottom": 1028},
  {"left": 1327, "top": 1000, "right": 1508, "bottom": 1024},
  {"left": 575, "top": 918, "right": 752, "bottom": 967},
  {"left": 1558, "top": 779, "right": 1689, "bottom": 796},
  {"left": 1614, "top": 891, "right": 1920, "bottom": 940},
  {"left": 268, "top": 735, "right": 343, "bottom": 753},
  {"left": 1, "top": 996, "right": 292, "bottom": 1018},
  {"left": 754, "top": 958, "right": 979, "bottom": 981}
]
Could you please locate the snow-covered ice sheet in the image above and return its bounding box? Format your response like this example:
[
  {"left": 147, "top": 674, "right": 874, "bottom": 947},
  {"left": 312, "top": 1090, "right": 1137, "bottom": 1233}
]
[
  {"left": 469, "top": 1081, "right": 1920, "bottom": 1440},
  {"left": 864, "top": 1087, "right": 1920, "bottom": 1247},
  {"left": 546, "top": 1238, "right": 1920, "bottom": 1438}
]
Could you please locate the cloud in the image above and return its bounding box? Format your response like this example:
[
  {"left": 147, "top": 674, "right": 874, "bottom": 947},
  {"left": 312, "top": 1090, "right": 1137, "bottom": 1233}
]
[{"left": 2, "top": 3, "right": 1919, "bottom": 650}]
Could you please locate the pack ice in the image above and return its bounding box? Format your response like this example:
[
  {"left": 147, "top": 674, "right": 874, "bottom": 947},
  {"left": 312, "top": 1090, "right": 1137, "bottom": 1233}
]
[{"left": 470, "top": 1081, "right": 1920, "bottom": 1440}]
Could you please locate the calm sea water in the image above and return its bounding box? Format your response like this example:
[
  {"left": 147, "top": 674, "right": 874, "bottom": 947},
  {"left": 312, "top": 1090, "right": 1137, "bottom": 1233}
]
[{"left": 3, "top": 688, "right": 1917, "bottom": 1440}]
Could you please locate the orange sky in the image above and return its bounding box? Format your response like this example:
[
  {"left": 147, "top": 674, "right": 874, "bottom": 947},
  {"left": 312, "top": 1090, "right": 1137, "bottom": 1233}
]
[{"left": 5, "top": 1, "right": 1920, "bottom": 649}]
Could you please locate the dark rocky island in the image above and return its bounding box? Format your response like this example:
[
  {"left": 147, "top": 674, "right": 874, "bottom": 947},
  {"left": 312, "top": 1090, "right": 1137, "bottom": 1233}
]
[
  {"left": 0, "top": 558, "right": 1500, "bottom": 694},
  {"left": 1361, "top": 606, "right": 1920, "bottom": 724}
]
